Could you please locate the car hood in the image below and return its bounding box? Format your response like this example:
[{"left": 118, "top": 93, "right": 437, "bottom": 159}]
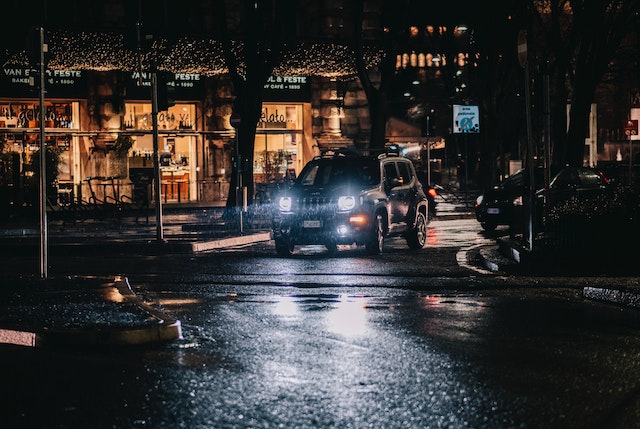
[{"left": 290, "top": 183, "right": 369, "bottom": 198}]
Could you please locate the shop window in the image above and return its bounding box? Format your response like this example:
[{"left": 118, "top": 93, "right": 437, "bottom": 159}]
[
  {"left": 124, "top": 103, "right": 196, "bottom": 131},
  {"left": 0, "top": 102, "right": 76, "bottom": 129}
]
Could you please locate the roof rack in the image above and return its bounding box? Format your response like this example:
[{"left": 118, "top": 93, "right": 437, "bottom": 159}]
[
  {"left": 376, "top": 144, "right": 402, "bottom": 159},
  {"left": 317, "top": 148, "right": 362, "bottom": 159}
]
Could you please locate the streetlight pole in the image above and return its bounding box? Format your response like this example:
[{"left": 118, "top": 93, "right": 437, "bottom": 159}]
[
  {"left": 151, "top": 70, "right": 164, "bottom": 242},
  {"left": 519, "top": 29, "right": 535, "bottom": 252},
  {"left": 426, "top": 114, "right": 431, "bottom": 186},
  {"left": 37, "top": 26, "right": 48, "bottom": 279},
  {"left": 230, "top": 112, "right": 243, "bottom": 234}
]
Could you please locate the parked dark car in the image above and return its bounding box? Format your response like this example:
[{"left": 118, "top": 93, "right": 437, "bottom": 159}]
[
  {"left": 271, "top": 146, "right": 429, "bottom": 256},
  {"left": 537, "top": 166, "right": 614, "bottom": 213},
  {"left": 474, "top": 168, "right": 543, "bottom": 232}
]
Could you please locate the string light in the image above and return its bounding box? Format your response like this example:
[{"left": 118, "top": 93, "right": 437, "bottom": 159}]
[{"left": 2, "top": 31, "right": 384, "bottom": 78}]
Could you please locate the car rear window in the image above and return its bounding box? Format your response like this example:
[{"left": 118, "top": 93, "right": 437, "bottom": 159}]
[{"left": 579, "top": 169, "right": 606, "bottom": 186}]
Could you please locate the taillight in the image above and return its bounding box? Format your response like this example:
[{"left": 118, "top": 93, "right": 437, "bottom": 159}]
[{"left": 427, "top": 188, "right": 437, "bottom": 198}]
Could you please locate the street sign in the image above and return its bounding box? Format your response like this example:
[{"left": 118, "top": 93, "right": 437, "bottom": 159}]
[
  {"left": 623, "top": 119, "right": 638, "bottom": 136},
  {"left": 517, "top": 30, "right": 527, "bottom": 68},
  {"left": 453, "top": 105, "right": 479, "bottom": 134},
  {"left": 230, "top": 112, "right": 241, "bottom": 128}
]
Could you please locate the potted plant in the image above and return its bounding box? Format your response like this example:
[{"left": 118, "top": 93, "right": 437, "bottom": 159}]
[{"left": 30, "top": 145, "right": 64, "bottom": 204}]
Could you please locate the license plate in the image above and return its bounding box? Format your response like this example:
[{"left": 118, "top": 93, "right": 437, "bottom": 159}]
[
  {"left": 486, "top": 208, "right": 500, "bottom": 214},
  {"left": 303, "top": 220, "right": 322, "bottom": 228}
]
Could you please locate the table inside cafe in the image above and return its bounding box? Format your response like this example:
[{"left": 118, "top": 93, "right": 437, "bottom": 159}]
[{"left": 160, "top": 166, "right": 189, "bottom": 202}]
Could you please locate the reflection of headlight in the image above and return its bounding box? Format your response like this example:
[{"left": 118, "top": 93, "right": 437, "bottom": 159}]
[
  {"left": 279, "top": 197, "right": 292, "bottom": 212},
  {"left": 338, "top": 196, "right": 356, "bottom": 211}
]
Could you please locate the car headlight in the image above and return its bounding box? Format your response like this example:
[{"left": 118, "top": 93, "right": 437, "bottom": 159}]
[
  {"left": 338, "top": 196, "right": 356, "bottom": 211},
  {"left": 278, "top": 196, "right": 292, "bottom": 212},
  {"left": 475, "top": 195, "right": 483, "bottom": 206}
]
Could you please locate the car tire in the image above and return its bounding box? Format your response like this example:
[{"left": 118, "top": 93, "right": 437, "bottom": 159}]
[
  {"left": 275, "top": 238, "right": 294, "bottom": 256},
  {"left": 325, "top": 241, "right": 338, "bottom": 255},
  {"left": 406, "top": 211, "right": 427, "bottom": 250},
  {"left": 365, "top": 214, "right": 384, "bottom": 255}
]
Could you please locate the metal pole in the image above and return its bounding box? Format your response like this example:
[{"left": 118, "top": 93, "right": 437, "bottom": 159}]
[
  {"left": 426, "top": 114, "right": 431, "bottom": 185},
  {"left": 464, "top": 133, "right": 469, "bottom": 206},
  {"left": 543, "top": 70, "right": 551, "bottom": 190},
  {"left": 524, "top": 61, "right": 535, "bottom": 251},
  {"left": 38, "top": 26, "right": 48, "bottom": 279},
  {"left": 629, "top": 134, "right": 633, "bottom": 184},
  {"left": 235, "top": 129, "right": 243, "bottom": 234},
  {"left": 427, "top": 140, "right": 431, "bottom": 186},
  {"left": 151, "top": 71, "right": 164, "bottom": 241}
]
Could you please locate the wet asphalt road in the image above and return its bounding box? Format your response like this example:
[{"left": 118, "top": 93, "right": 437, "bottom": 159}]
[
  {"left": 3, "top": 282, "right": 640, "bottom": 428},
  {"left": 3, "top": 219, "right": 640, "bottom": 428}
]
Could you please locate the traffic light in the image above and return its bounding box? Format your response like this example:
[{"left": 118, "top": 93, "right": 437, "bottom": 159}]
[{"left": 157, "top": 71, "right": 175, "bottom": 111}]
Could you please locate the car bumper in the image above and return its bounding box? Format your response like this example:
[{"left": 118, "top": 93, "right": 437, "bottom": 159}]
[
  {"left": 476, "top": 206, "right": 524, "bottom": 227},
  {"left": 272, "top": 212, "right": 372, "bottom": 245}
]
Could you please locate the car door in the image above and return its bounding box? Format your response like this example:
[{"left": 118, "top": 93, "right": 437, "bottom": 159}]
[
  {"left": 547, "top": 167, "right": 579, "bottom": 207},
  {"left": 384, "top": 160, "right": 411, "bottom": 226}
]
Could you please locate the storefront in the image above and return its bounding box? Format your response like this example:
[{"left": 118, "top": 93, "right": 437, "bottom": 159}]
[
  {"left": 256, "top": 76, "right": 313, "bottom": 184},
  {"left": 0, "top": 70, "right": 318, "bottom": 211},
  {"left": 0, "top": 65, "right": 85, "bottom": 208},
  {"left": 123, "top": 102, "right": 199, "bottom": 203},
  {"left": 123, "top": 71, "right": 203, "bottom": 204}
]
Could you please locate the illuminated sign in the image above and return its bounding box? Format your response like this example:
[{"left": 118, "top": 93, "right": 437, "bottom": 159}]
[
  {"left": 263, "top": 76, "right": 310, "bottom": 101},
  {"left": 0, "top": 67, "right": 86, "bottom": 97},
  {"left": 126, "top": 71, "right": 203, "bottom": 100}
]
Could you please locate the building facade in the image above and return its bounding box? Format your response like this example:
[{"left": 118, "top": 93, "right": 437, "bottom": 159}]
[{"left": 0, "top": 64, "right": 375, "bottom": 214}]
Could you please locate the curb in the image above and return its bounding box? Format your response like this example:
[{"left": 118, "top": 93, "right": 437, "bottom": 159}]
[
  {"left": 0, "top": 276, "right": 182, "bottom": 348},
  {"left": 583, "top": 287, "right": 640, "bottom": 308},
  {"left": 113, "top": 276, "right": 183, "bottom": 345},
  {"left": 191, "top": 232, "right": 272, "bottom": 252}
]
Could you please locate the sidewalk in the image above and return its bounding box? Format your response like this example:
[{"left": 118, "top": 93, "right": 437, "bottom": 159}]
[{"left": 0, "top": 275, "right": 182, "bottom": 348}]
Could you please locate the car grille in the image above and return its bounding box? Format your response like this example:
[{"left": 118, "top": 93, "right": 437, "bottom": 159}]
[{"left": 293, "top": 196, "right": 337, "bottom": 215}]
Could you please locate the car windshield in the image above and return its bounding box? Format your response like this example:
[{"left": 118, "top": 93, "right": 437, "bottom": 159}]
[{"left": 297, "top": 157, "right": 380, "bottom": 188}]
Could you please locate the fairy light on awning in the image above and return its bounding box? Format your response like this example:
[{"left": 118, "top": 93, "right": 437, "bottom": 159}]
[{"left": 3, "top": 31, "right": 384, "bottom": 79}]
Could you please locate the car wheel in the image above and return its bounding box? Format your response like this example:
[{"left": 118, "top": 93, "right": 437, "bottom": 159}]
[
  {"left": 275, "top": 237, "right": 294, "bottom": 256},
  {"left": 365, "top": 214, "right": 384, "bottom": 255},
  {"left": 406, "top": 211, "right": 427, "bottom": 250},
  {"left": 325, "top": 241, "right": 338, "bottom": 255},
  {"left": 481, "top": 222, "right": 497, "bottom": 232}
]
